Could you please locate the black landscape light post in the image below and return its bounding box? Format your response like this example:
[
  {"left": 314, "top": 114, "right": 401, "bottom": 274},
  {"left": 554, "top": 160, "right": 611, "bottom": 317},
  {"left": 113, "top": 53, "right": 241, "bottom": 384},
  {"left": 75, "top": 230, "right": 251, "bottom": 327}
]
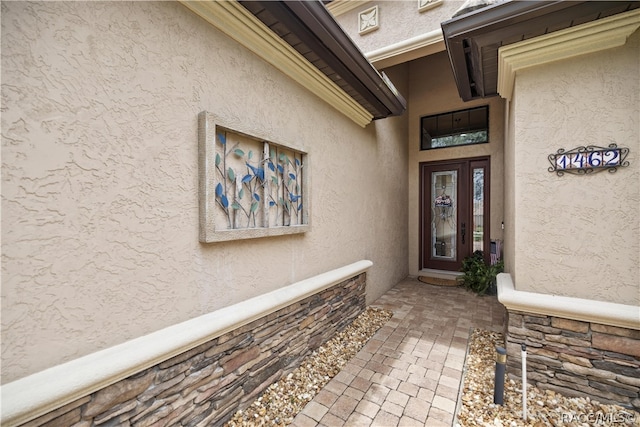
[{"left": 494, "top": 346, "right": 506, "bottom": 405}]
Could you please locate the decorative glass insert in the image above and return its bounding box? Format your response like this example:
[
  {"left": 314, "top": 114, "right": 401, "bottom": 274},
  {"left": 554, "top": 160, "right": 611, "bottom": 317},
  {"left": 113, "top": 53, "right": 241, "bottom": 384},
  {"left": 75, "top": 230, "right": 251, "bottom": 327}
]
[
  {"left": 198, "top": 112, "right": 309, "bottom": 243},
  {"left": 472, "top": 167, "right": 484, "bottom": 252},
  {"left": 421, "top": 106, "right": 488, "bottom": 150},
  {"left": 431, "top": 170, "right": 457, "bottom": 260}
]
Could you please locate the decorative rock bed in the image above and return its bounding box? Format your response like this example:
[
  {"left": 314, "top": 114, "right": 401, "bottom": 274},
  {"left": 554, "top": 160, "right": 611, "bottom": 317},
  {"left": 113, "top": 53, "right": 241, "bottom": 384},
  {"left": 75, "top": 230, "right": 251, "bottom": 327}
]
[
  {"left": 223, "top": 315, "right": 638, "bottom": 427},
  {"left": 226, "top": 307, "right": 393, "bottom": 426},
  {"left": 456, "top": 329, "right": 639, "bottom": 427}
]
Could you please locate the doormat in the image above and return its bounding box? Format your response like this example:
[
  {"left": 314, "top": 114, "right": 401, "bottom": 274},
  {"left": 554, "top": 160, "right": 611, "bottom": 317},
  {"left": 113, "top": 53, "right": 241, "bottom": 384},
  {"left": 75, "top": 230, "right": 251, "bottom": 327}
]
[{"left": 417, "top": 276, "right": 459, "bottom": 287}]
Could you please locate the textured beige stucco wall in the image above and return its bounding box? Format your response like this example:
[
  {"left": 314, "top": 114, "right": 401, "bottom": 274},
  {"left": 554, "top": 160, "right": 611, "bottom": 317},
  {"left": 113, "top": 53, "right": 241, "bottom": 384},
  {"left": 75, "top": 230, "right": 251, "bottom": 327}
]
[
  {"left": 1, "top": 1, "right": 409, "bottom": 383},
  {"left": 332, "top": 0, "right": 464, "bottom": 55},
  {"left": 407, "top": 51, "right": 505, "bottom": 276},
  {"left": 368, "top": 63, "right": 411, "bottom": 300},
  {"left": 503, "top": 98, "right": 516, "bottom": 276},
  {"left": 510, "top": 30, "right": 640, "bottom": 304}
]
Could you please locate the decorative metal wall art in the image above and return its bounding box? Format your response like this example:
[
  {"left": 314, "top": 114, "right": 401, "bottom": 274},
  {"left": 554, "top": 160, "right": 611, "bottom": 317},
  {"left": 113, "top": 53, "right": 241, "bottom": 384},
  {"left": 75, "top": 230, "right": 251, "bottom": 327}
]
[
  {"left": 198, "top": 112, "right": 308, "bottom": 243},
  {"left": 548, "top": 144, "right": 629, "bottom": 176}
]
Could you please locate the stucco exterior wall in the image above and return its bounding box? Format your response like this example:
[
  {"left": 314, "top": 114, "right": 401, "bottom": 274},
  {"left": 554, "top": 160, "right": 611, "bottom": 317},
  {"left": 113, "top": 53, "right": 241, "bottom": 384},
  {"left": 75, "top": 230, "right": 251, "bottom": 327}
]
[
  {"left": 369, "top": 63, "right": 411, "bottom": 295},
  {"left": 1, "top": 1, "right": 409, "bottom": 383},
  {"left": 331, "top": 0, "right": 463, "bottom": 55},
  {"left": 510, "top": 29, "right": 640, "bottom": 305},
  {"left": 407, "top": 51, "right": 505, "bottom": 276},
  {"left": 503, "top": 99, "right": 516, "bottom": 276}
]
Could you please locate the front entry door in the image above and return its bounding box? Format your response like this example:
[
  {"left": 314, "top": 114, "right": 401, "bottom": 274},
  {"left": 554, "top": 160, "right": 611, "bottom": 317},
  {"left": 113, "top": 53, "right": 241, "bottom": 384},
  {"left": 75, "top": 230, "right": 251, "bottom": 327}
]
[{"left": 420, "top": 157, "right": 490, "bottom": 271}]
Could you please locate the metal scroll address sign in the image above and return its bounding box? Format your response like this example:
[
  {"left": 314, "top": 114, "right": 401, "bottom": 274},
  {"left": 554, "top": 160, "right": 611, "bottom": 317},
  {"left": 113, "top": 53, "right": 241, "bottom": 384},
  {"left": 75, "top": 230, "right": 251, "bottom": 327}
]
[{"left": 548, "top": 144, "right": 629, "bottom": 176}]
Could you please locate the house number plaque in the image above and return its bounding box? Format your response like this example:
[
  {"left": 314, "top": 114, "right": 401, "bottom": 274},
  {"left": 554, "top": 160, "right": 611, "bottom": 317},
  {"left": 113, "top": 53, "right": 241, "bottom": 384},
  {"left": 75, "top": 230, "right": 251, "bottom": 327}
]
[{"left": 548, "top": 144, "right": 629, "bottom": 176}]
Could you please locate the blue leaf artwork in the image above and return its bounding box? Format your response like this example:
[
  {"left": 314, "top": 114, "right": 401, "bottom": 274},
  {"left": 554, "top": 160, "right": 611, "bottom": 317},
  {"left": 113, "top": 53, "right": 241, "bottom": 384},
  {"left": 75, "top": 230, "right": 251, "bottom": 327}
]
[{"left": 210, "top": 129, "right": 305, "bottom": 229}]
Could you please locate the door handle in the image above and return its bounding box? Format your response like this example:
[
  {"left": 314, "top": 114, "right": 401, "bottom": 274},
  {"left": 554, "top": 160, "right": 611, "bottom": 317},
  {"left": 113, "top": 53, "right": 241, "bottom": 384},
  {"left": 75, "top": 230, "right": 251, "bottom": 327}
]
[{"left": 461, "top": 222, "right": 466, "bottom": 244}]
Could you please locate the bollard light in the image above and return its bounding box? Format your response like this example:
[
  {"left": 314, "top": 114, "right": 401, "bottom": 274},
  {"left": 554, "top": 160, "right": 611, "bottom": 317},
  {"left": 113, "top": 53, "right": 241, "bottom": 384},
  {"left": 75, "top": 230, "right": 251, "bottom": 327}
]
[
  {"left": 522, "top": 343, "right": 528, "bottom": 421},
  {"left": 494, "top": 346, "right": 507, "bottom": 405}
]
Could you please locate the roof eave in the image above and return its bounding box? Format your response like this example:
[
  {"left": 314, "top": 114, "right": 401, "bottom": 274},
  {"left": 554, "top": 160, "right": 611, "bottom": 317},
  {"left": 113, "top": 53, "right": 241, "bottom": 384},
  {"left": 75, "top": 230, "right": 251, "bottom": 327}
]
[
  {"left": 441, "top": 0, "right": 569, "bottom": 101},
  {"left": 441, "top": 0, "right": 640, "bottom": 101},
  {"left": 240, "top": 0, "right": 406, "bottom": 120}
]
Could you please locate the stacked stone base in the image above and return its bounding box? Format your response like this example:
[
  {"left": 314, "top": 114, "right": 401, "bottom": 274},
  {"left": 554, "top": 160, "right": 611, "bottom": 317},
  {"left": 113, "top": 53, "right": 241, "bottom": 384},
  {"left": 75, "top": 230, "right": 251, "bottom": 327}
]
[
  {"left": 22, "top": 273, "right": 367, "bottom": 427},
  {"left": 505, "top": 310, "right": 640, "bottom": 411}
]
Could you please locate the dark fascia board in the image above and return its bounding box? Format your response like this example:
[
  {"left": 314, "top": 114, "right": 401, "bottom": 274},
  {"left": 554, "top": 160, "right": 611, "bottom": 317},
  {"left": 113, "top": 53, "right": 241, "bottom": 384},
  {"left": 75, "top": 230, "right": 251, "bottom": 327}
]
[
  {"left": 446, "top": 1, "right": 554, "bottom": 100},
  {"left": 442, "top": 1, "right": 571, "bottom": 101},
  {"left": 443, "top": 1, "right": 569, "bottom": 39},
  {"left": 240, "top": 0, "right": 406, "bottom": 120},
  {"left": 441, "top": 1, "right": 640, "bottom": 101}
]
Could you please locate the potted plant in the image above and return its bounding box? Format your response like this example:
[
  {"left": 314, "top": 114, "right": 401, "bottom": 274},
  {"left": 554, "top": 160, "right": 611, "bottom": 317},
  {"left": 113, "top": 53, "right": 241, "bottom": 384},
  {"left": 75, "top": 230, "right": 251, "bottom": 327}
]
[{"left": 458, "top": 250, "right": 504, "bottom": 295}]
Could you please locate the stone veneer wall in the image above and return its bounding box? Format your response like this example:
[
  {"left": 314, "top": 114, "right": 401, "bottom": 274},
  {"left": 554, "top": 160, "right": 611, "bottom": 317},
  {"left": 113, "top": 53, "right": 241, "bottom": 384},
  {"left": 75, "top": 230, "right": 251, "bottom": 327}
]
[
  {"left": 505, "top": 310, "right": 640, "bottom": 411},
  {"left": 21, "top": 273, "right": 366, "bottom": 427}
]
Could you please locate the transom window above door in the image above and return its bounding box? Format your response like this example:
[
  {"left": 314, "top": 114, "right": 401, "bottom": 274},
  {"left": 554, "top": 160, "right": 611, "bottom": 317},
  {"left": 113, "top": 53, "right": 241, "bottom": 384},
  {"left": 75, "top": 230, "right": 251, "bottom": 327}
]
[{"left": 420, "top": 106, "right": 489, "bottom": 150}]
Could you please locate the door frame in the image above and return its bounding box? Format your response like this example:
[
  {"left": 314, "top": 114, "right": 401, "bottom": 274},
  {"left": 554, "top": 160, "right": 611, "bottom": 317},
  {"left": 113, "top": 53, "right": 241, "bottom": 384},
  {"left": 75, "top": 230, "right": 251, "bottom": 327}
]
[{"left": 419, "top": 156, "right": 491, "bottom": 271}]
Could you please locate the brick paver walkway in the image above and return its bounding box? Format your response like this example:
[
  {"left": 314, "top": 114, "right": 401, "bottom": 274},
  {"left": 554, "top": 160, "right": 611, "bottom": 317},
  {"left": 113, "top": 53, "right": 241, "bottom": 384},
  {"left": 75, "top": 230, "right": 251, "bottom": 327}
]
[{"left": 291, "top": 277, "right": 505, "bottom": 427}]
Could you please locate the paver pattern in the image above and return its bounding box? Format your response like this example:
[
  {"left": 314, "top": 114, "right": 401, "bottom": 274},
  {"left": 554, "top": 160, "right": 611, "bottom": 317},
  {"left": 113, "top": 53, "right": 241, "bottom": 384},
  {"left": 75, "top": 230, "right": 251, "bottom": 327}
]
[{"left": 291, "top": 277, "right": 505, "bottom": 427}]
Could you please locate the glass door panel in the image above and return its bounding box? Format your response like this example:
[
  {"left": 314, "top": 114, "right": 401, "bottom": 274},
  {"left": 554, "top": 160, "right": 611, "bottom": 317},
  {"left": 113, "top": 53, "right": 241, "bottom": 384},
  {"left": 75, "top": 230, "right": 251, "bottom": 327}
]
[
  {"left": 431, "top": 171, "right": 457, "bottom": 260},
  {"left": 420, "top": 157, "right": 490, "bottom": 271},
  {"left": 472, "top": 167, "right": 484, "bottom": 252}
]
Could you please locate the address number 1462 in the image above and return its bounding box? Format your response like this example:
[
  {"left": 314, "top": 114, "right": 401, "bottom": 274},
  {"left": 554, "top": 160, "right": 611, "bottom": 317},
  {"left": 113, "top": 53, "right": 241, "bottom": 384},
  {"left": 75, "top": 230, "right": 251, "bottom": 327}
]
[{"left": 556, "top": 149, "right": 621, "bottom": 170}]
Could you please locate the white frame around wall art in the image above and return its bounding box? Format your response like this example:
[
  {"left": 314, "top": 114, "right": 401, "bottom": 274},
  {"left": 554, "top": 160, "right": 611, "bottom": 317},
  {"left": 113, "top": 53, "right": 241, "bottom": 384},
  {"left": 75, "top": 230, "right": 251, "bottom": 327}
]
[
  {"left": 198, "top": 112, "right": 310, "bottom": 243},
  {"left": 418, "top": 0, "right": 443, "bottom": 13},
  {"left": 358, "top": 5, "right": 379, "bottom": 35}
]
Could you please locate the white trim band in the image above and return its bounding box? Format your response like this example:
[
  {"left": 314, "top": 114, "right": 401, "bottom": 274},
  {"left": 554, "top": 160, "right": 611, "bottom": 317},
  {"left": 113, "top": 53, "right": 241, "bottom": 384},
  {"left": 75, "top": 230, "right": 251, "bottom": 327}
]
[
  {"left": 497, "top": 273, "right": 640, "bottom": 331},
  {"left": 367, "top": 28, "right": 445, "bottom": 69},
  {"left": 1, "top": 260, "right": 373, "bottom": 427},
  {"left": 180, "top": 1, "right": 373, "bottom": 127},
  {"left": 327, "top": 0, "right": 371, "bottom": 17}
]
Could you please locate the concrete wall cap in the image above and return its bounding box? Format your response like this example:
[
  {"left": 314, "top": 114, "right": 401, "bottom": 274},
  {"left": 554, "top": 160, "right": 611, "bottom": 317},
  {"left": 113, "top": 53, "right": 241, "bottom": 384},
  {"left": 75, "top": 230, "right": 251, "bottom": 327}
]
[
  {"left": 497, "top": 273, "right": 640, "bottom": 331},
  {"left": 0, "top": 260, "right": 373, "bottom": 427}
]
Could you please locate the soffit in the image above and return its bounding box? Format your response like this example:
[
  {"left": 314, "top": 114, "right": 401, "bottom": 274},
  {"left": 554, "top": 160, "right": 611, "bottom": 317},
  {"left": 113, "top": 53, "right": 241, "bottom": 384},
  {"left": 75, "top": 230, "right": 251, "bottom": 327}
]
[
  {"left": 239, "top": 1, "right": 406, "bottom": 121},
  {"left": 498, "top": 8, "right": 640, "bottom": 101},
  {"left": 441, "top": 1, "right": 640, "bottom": 101}
]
